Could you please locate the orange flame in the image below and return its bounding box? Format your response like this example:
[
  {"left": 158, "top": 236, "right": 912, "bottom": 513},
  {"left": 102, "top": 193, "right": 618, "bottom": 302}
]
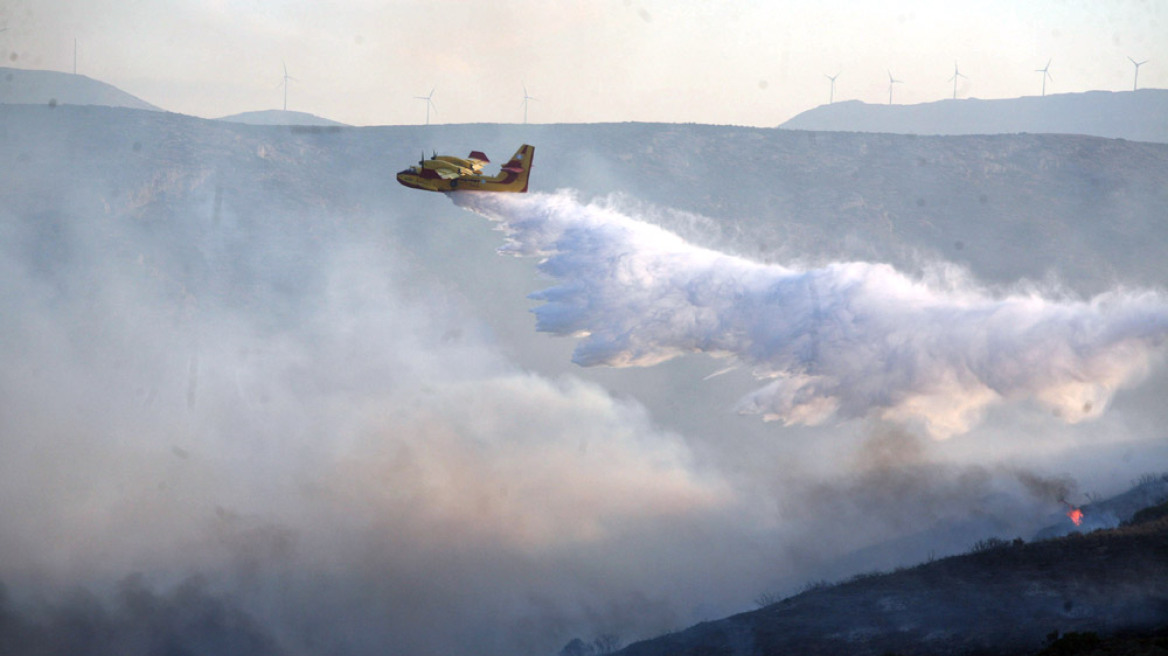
[{"left": 1066, "top": 507, "right": 1083, "bottom": 526}]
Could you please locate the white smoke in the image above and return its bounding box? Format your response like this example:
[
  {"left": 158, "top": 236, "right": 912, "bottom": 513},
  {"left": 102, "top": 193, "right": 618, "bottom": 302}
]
[
  {"left": 454, "top": 191, "right": 1168, "bottom": 438},
  {"left": 7, "top": 109, "right": 1166, "bottom": 656}
]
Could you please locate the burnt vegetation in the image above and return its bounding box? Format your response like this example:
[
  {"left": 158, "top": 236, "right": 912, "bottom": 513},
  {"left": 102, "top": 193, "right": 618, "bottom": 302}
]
[{"left": 618, "top": 491, "right": 1168, "bottom": 656}]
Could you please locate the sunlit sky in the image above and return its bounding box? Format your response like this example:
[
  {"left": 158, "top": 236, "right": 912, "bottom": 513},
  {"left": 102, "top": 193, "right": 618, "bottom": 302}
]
[{"left": 2, "top": 0, "right": 1165, "bottom": 126}]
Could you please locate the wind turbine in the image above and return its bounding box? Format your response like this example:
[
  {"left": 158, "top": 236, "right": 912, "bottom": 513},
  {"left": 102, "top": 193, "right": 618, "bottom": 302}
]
[
  {"left": 415, "top": 88, "right": 436, "bottom": 125},
  {"left": 281, "top": 61, "right": 297, "bottom": 111},
  {"left": 521, "top": 84, "right": 536, "bottom": 124},
  {"left": 947, "top": 61, "right": 967, "bottom": 99},
  {"left": 825, "top": 71, "right": 840, "bottom": 104},
  {"left": 1128, "top": 56, "right": 1148, "bottom": 91},
  {"left": 887, "top": 70, "right": 903, "bottom": 105},
  {"left": 1035, "top": 59, "right": 1052, "bottom": 97}
]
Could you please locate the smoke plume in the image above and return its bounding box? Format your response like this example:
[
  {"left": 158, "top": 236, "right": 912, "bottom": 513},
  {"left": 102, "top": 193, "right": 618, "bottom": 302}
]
[
  {"left": 6, "top": 108, "right": 1166, "bottom": 656},
  {"left": 455, "top": 191, "right": 1168, "bottom": 438}
]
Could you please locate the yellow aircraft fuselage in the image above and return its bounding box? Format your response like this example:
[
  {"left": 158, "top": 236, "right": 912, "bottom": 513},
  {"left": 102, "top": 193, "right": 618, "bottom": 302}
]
[{"left": 396, "top": 144, "right": 535, "bottom": 193}]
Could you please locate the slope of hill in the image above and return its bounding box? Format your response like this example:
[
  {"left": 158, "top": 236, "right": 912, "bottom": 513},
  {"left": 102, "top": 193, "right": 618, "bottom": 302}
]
[
  {"left": 618, "top": 512, "right": 1168, "bottom": 656},
  {"left": 1035, "top": 475, "right": 1168, "bottom": 540},
  {"left": 0, "top": 66, "right": 161, "bottom": 110},
  {"left": 780, "top": 89, "right": 1168, "bottom": 143},
  {"left": 216, "top": 109, "right": 347, "bottom": 126},
  {"left": 1, "top": 104, "right": 1167, "bottom": 656}
]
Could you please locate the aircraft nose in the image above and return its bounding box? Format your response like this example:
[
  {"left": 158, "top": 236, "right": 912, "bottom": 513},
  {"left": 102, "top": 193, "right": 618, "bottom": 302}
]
[{"left": 396, "top": 170, "right": 422, "bottom": 189}]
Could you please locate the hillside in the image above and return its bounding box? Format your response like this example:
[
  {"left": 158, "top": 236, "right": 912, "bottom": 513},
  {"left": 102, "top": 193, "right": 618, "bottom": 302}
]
[
  {"left": 618, "top": 512, "right": 1168, "bottom": 656},
  {"left": 780, "top": 89, "right": 1168, "bottom": 143},
  {"left": 615, "top": 478, "right": 1168, "bottom": 656},
  {"left": 0, "top": 66, "right": 161, "bottom": 110},
  {"left": 1, "top": 104, "right": 1168, "bottom": 656}
]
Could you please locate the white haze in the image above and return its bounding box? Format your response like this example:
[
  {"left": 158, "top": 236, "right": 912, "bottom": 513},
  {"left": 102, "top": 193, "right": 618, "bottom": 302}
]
[
  {"left": 456, "top": 191, "right": 1168, "bottom": 439},
  {"left": 2, "top": 107, "right": 1167, "bottom": 655},
  {"left": 0, "top": 219, "right": 738, "bottom": 654},
  {"left": 0, "top": 217, "right": 1109, "bottom": 654}
]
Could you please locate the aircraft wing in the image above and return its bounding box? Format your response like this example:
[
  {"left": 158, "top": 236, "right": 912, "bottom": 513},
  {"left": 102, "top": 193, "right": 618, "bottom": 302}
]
[{"left": 435, "top": 168, "right": 462, "bottom": 180}]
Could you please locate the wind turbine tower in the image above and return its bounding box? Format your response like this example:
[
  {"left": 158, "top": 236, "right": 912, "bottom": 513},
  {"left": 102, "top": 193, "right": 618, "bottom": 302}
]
[
  {"left": 1128, "top": 56, "right": 1148, "bottom": 91},
  {"left": 521, "top": 85, "right": 536, "bottom": 124},
  {"left": 948, "top": 61, "right": 967, "bottom": 99},
  {"left": 415, "top": 88, "right": 437, "bottom": 125},
  {"left": 1035, "top": 59, "right": 1052, "bottom": 97},
  {"left": 281, "top": 62, "right": 297, "bottom": 111},
  {"left": 825, "top": 72, "right": 840, "bottom": 104},
  {"left": 887, "top": 70, "right": 903, "bottom": 105}
]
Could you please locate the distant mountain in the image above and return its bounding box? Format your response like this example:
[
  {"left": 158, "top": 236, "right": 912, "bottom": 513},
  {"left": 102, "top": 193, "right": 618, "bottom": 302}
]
[
  {"left": 780, "top": 89, "right": 1168, "bottom": 143},
  {"left": 216, "top": 109, "right": 347, "bottom": 126},
  {"left": 0, "top": 66, "right": 161, "bottom": 111}
]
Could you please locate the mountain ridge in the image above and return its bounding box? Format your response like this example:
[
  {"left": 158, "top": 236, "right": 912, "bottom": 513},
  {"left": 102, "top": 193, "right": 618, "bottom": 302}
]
[
  {"left": 780, "top": 89, "right": 1168, "bottom": 143},
  {"left": 0, "top": 66, "right": 161, "bottom": 111},
  {"left": 216, "top": 109, "right": 347, "bottom": 126}
]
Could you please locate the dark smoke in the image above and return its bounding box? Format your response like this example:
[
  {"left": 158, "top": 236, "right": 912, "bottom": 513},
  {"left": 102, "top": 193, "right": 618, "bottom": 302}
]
[{"left": 0, "top": 576, "right": 283, "bottom": 656}]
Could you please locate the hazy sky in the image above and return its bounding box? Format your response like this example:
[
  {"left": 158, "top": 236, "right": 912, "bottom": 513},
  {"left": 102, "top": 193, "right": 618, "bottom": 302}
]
[
  {"left": 4, "top": 7, "right": 1168, "bottom": 649},
  {"left": 2, "top": 0, "right": 1165, "bottom": 126}
]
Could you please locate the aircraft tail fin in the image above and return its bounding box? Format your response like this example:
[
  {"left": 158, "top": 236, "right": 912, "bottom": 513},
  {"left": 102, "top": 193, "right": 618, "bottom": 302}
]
[{"left": 498, "top": 144, "right": 535, "bottom": 192}]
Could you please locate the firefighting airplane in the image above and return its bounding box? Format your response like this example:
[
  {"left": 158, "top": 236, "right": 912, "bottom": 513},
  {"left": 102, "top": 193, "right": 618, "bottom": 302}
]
[{"left": 396, "top": 144, "right": 535, "bottom": 192}]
